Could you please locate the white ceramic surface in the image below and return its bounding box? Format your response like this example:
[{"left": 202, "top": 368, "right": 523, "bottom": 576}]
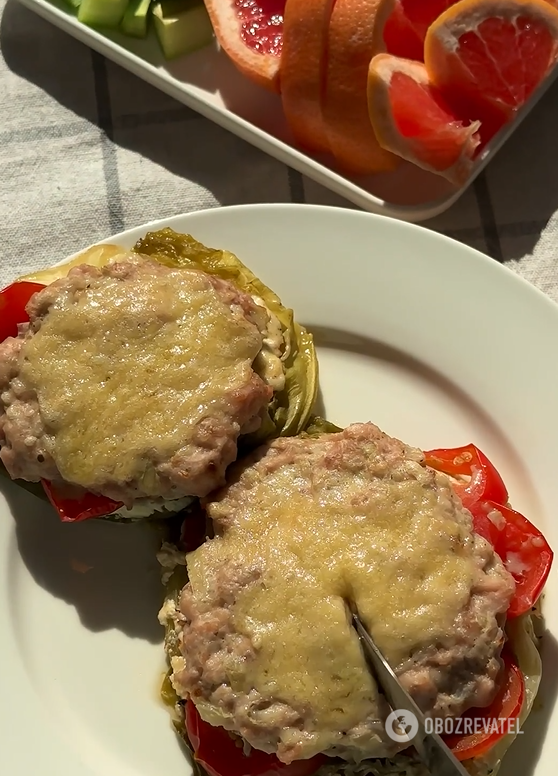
[
  {"left": 1, "top": 204, "right": 557, "bottom": 776},
  {"left": 16, "top": 0, "right": 558, "bottom": 220}
]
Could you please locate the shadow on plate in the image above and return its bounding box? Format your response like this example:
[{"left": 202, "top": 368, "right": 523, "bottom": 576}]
[
  {"left": 3, "top": 480, "right": 166, "bottom": 643},
  {"left": 308, "top": 324, "right": 544, "bottom": 514}
]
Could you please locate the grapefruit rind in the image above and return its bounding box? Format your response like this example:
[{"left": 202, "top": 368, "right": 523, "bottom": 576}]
[
  {"left": 322, "top": 0, "right": 400, "bottom": 175},
  {"left": 280, "top": 0, "right": 335, "bottom": 153}
]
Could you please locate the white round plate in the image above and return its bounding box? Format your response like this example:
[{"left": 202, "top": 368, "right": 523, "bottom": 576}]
[{"left": 1, "top": 204, "right": 556, "bottom": 776}]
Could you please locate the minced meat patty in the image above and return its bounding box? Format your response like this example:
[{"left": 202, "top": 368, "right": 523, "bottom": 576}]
[
  {"left": 161, "top": 423, "right": 515, "bottom": 764},
  {"left": 0, "top": 255, "right": 279, "bottom": 504}
]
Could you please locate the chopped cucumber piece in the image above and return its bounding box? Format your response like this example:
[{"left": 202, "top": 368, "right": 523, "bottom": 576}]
[
  {"left": 65, "top": 0, "right": 82, "bottom": 10},
  {"left": 152, "top": 0, "right": 214, "bottom": 60},
  {"left": 121, "top": 0, "right": 153, "bottom": 37},
  {"left": 78, "top": 0, "right": 129, "bottom": 28}
]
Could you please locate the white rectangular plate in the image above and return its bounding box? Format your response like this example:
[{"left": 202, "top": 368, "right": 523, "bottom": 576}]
[{"left": 17, "top": 0, "right": 558, "bottom": 220}]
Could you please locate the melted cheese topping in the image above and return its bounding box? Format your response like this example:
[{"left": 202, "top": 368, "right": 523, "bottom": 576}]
[
  {"left": 187, "top": 430, "right": 484, "bottom": 746},
  {"left": 21, "top": 263, "right": 264, "bottom": 492}
]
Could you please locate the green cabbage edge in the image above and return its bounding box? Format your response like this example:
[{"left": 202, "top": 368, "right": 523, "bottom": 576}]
[{"left": 0, "top": 229, "right": 319, "bottom": 517}]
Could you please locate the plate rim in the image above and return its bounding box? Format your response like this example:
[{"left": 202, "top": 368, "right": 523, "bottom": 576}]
[{"left": 65, "top": 202, "right": 558, "bottom": 316}]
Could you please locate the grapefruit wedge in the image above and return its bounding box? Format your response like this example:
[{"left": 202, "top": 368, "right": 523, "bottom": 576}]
[
  {"left": 367, "top": 53, "right": 481, "bottom": 184},
  {"left": 424, "top": 0, "right": 558, "bottom": 141},
  {"left": 322, "top": 0, "right": 400, "bottom": 175},
  {"left": 383, "top": 0, "right": 455, "bottom": 60},
  {"left": 280, "top": 0, "right": 335, "bottom": 153},
  {"left": 204, "top": 0, "right": 285, "bottom": 92}
]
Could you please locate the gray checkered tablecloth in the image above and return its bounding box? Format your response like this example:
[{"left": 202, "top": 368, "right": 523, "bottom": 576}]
[{"left": 2, "top": 0, "right": 558, "bottom": 297}]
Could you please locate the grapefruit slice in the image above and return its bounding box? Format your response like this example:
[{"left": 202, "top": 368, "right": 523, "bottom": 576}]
[
  {"left": 280, "top": 0, "right": 335, "bottom": 153},
  {"left": 204, "top": 0, "right": 285, "bottom": 92},
  {"left": 424, "top": 0, "right": 558, "bottom": 141},
  {"left": 383, "top": 0, "right": 456, "bottom": 60},
  {"left": 367, "top": 53, "right": 481, "bottom": 184},
  {"left": 322, "top": 0, "right": 400, "bottom": 175}
]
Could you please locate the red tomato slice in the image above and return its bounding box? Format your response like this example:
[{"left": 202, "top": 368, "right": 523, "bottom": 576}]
[
  {"left": 424, "top": 444, "right": 508, "bottom": 506},
  {"left": 0, "top": 281, "right": 46, "bottom": 343},
  {"left": 185, "top": 700, "right": 326, "bottom": 776},
  {"left": 41, "top": 480, "right": 123, "bottom": 523},
  {"left": 486, "top": 501, "right": 553, "bottom": 618},
  {"left": 444, "top": 651, "right": 525, "bottom": 760},
  {"left": 465, "top": 503, "right": 503, "bottom": 546},
  {"left": 425, "top": 444, "right": 553, "bottom": 616}
]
